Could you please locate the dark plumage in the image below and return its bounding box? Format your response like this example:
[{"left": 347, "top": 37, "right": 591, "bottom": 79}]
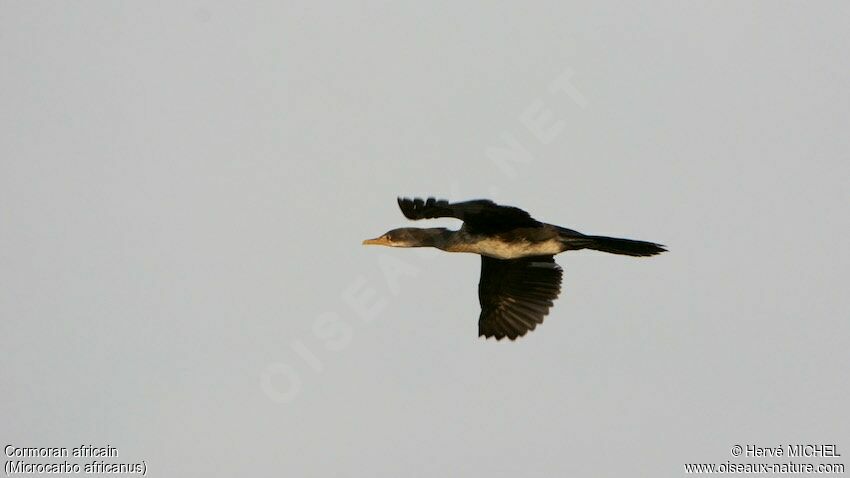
[{"left": 363, "top": 197, "right": 666, "bottom": 341}]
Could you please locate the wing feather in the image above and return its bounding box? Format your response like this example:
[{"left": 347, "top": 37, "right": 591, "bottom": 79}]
[
  {"left": 477, "top": 255, "right": 563, "bottom": 340},
  {"left": 398, "top": 197, "right": 541, "bottom": 234}
]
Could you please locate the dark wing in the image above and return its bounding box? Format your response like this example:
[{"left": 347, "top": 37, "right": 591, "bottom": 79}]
[
  {"left": 477, "top": 255, "right": 563, "bottom": 340},
  {"left": 397, "top": 197, "right": 541, "bottom": 234}
]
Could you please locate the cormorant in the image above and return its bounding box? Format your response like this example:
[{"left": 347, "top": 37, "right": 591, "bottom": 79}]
[{"left": 363, "top": 197, "right": 666, "bottom": 341}]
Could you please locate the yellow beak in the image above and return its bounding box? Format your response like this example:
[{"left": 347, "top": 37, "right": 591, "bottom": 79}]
[{"left": 362, "top": 236, "right": 389, "bottom": 246}]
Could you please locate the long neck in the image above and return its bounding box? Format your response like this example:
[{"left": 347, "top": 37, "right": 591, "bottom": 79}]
[{"left": 410, "top": 228, "right": 456, "bottom": 250}]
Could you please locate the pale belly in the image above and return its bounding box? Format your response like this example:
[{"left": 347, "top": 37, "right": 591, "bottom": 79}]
[{"left": 448, "top": 238, "right": 563, "bottom": 260}]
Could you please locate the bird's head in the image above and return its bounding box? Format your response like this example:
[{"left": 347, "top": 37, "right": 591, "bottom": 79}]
[{"left": 362, "top": 227, "right": 446, "bottom": 248}]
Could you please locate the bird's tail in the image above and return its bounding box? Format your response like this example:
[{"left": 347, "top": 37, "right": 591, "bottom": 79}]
[{"left": 562, "top": 235, "right": 666, "bottom": 257}]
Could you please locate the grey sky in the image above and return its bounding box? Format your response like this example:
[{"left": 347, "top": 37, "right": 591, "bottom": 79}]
[{"left": 2, "top": 2, "right": 848, "bottom": 476}]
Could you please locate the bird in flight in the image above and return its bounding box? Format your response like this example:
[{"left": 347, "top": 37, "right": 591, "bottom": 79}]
[{"left": 363, "top": 197, "right": 666, "bottom": 341}]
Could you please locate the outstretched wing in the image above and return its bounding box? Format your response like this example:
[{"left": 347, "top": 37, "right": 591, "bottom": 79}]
[
  {"left": 477, "top": 255, "right": 563, "bottom": 340},
  {"left": 397, "top": 197, "right": 540, "bottom": 234}
]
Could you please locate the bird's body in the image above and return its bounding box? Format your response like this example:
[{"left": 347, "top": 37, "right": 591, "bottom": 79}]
[
  {"left": 443, "top": 227, "right": 560, "bottom": 259},
  {"left": 363, "top": 197, "right": 665, "bottom": 340},
  {"left": 447, "top": 232, "right": 563, "bottom": 259},
  {"left": 404, "top": 226, "right": 563, "bottom": 259}
]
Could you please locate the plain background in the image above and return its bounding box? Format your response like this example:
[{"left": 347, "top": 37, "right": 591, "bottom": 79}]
[{"left": 2, "top": 2, "right": 848, "bottom": 476}]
